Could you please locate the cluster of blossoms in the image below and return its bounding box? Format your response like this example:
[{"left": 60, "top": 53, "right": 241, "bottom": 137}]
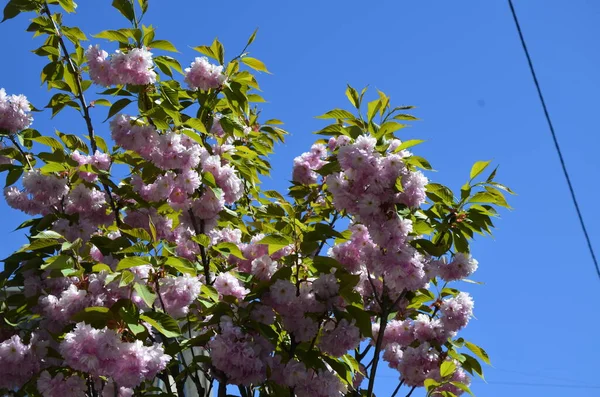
[
  {"left": 292, "top": 143, "right": 328, "bottom": 185},
  {"left": 269, "top": 356, "right": 348, "bottom": 397},
  {"left": 110, "top": 114, "right": 244, "bottom": 260},
  {"left": 0, "top": 88, "right": 32, "bottom": 133},
  {"left": 4, "top": 170, "right": 68, "bottom": 215},
  {"left": 375, "top": 292, "right": 474, "bottom": 388},
  {"left": 185, "top": 56, "right": 226, "bottom": 91},
  {"left": 86, "top": 45, "right": 157, "bottom": 86},
  {"left": 0, "top": 334, "right": 47, "bottom": 390},
  {"left": 71, "top": 150, "right": 111, "bottom": 182},
  {"left": 36, "top": 371, "right": 87, "bottom": 397},
  {"left": 208, "top": 317, "right": 272, "bottom": 385},
  {"left": 159, "top": 274, "right": 203, "bottom": 317},
  {"left": 60, "top": 322, "right": 170, "bottom": 389}
]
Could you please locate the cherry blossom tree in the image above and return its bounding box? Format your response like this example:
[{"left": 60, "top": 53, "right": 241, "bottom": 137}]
[{"left": 0, "top": 1, "right": 512, "bottom": 396}]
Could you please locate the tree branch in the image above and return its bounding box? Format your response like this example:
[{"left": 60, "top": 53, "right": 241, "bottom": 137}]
[
  {"left": 188, "top": 209, "right": 211, "bottom": 285},
  {"left": 8, "top": 135, "right": 32, "bottom": 169},
  {"left": 42, "top": 1, "right": 121, "bottom": 226}
]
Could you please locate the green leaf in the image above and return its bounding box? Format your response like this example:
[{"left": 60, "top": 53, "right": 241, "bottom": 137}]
[
  {"left": 394, "top": 139, "right": 425, "bottom": 152},
  {"left": 440, "top": 360, "right": 456, "bottom": 378},
  {"left": 201, "top": 284, "right": 219, "bottom": 302},
  {"left": 116, "top": 256, "right": 150, "bottom": 270},
  {"left": 210, "top": 38, "right": 224, "bottom": 64},
  {"left": 119, "top": 270, "right": 135, "bottom": 287},
  {"left": 29, "top": 136, "right": 63, "bottom": 150},
  {"left": 105, "top": 98, "right": 132, "bottom": 122},
  {"left": 140, "top": 311, "right": 181, "bottom": 338},
  {"left": 112, "top": 0, "right": 135, "bottom": 22},
  {"left": 19, "top": 238, "right": 60, "bottom": 252},
  {"left": 367, "top": 99, "right": 382, "bottom": 122},
  {"left": 468, "top": 191, "right": 510, "bottom": 208},
  {"left": 58, "top": 131, "right": 89, "bottom": 153},
  {"left": 426, "top": 183, "right": 454, "bottom": 206},
  {"left": 241, "top": 57, "right": 270, "bottom": 73},
  {"left": 41, "top": 255, "right": 72, "bottom": 270},
  {"left": 192, "top": 45, "right": 216, "bottom": 59},
  {"left": 469, "top": 160, "right": 491, "bottom": 181},
  {"left": 134, "top": 282, "right": 156, "bottom": 307},
  {"left": 2, "top": 2, "right": 20, "bottom": 22},
  {"left": 5, "top": 167, "right": 23, "bottom": 187},
  {"left": 405, "top": 155, "right": 433, "bottom": 171},
  {"left": 58, "top": 0, "right": 77, "bottom": 13},
  {"left": 246, "top": 28, "right": 258, "bottom": 47},
  {"left": 164, "top": 256, "right": 196, "bottom": 275},
  {"left": 149, "top": 40, "right": 178, "bottom": 52},
  {"left": 72, "top": 307, "right": 113, "bottom": 328},
  {"left": 345, "top": 305, "right": 372, "bottom": 338},
  {"left": 93, "top": 29, "right": 130, "bottom": 43},
  {"left": 316, "top": 109, "right": 355, "bottom": 120},
  {"left": 32, "top": 230, "right": 63, "bottom": 239},
  {"left": 257, "top": 235, "right": 291, "bottom": 255},
  {"left": 213, "top": 242, "right": 245, "bottom": 259},
  {"left": 424, "top": 378, "right": 440, "bottom": 391},
  {"left": 465, "top": 341, "right": 491, "bottom": 365},
  {"left": 92, "top": 99, "right": 111, "bottom": 107},
  {"left": 374, "top": 121, "right": 404, "bottom": 139},
  {"left": 345, "top": 84, "right": 360, "bottom": 109},
  {"left": 450, "top": 382, "right": 475, "bottom": 396}
]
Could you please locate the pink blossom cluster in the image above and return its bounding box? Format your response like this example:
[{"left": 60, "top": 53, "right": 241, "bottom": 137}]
[
  {"left": 159, "top": 274, "right": 202, "bottom": 317},
  {"left": 210, "top": 229, "right": 291, "bottom": 274},
  {"left": 292, "top": 143, "right": 328, "bottom": 185},
  {"left": 267, "top": 279, "right": 325, "bottom": 343},
  {"left": 86, "top": 45, "right": 156, "bottom": 87},
  {"left": 52, "top": 183, "right": 113, "bottom": 241},
  {"left": 433, "top": 253, "right": 479, "bottom": 282},
  {"left": 4, "top": 170, "right": 68, "bottom": 215},
  {"left": 71, "top": 150, "right": 111, "bottom": 182},
  {"left": 60, "top": 322, "right": 170, "bottom": 388},
  {"left": 214, "top": 272, "right": 249, "bottom": 300},
  {"left": 111, "top": 115, "right": 202, "bottom": 170},
  {"left": 184, "top": 57, "right": 226, "bottom": 91},
  {"left": 0, "top": 88, "right": 32, "bottom": 133},
  {"left": 208, "top": 317, "right": 271, "bottom": 385},
  {"left": 318, "top": 319, "right": 361, "bottom": 357},
  {"left": 37, "top": 371, "right": 87, "bottom": 397},
  {"left": 112, "top": 114, "right": 245, "bottom": 261},
  {"left": 0, "top": 334, "right": 47, "bottom": 390},
  {"left": 373, "top": 292, "right": 474, "bottom": 392},
  {"left": 268, "top": 356, "right": 348, "bottom": 396},
  {"left": 330, "top": 223, "right": 429, "bottom": 298}
]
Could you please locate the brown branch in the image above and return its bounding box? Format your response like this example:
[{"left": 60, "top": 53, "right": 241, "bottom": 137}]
[
  {"left": 8, "top": 135, "right": 32, "bottom": 169},
  {"left": 188, "top": 209, "right": 211, "bottom": 285}
]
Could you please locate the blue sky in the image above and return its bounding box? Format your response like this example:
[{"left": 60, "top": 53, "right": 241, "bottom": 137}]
[{"left": 1, "top": 1, "right": 600, "bottom": 396}]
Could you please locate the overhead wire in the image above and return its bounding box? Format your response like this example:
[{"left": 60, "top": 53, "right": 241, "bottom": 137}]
[{"left": 507, "top": 0, "right": 600, "bottom": 279}]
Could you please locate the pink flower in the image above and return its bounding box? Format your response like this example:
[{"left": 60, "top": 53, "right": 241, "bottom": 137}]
[
  {"left": 318, "top": 319, "right": 361, "bottom": 357},
  {"left": 0, "top": 88, "right": 33, "bottom": 133},
  {"left": 185, "top": 57, "right": 226, "bottom": 91},
  {"left": 214, "top": 272, "right": 248, "bottom": 300},
  {"left": 86, "top": 45, "right": 156, "bottom": 87}
]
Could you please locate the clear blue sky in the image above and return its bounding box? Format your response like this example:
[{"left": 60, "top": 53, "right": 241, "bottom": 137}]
[{"left": 1, "top": 1, "right": 599, "bottom": 396}]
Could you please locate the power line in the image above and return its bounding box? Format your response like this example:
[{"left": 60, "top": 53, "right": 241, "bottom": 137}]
[{"left": 507, "top": 0, "right": 600, "bottom": 279}]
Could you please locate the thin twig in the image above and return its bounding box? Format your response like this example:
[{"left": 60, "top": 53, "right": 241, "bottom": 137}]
[
  {"left": 390, "top": 379, "right": 404, "bottom": 397},
  {"left": 405, "top": 386, "right": 417, "bottom": 397},
  {"left": 188, "top": 209, "right": 211, "bottom": 285},
  {"left": 8, "top": 135, "right": 32, "bottom": 169}
]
